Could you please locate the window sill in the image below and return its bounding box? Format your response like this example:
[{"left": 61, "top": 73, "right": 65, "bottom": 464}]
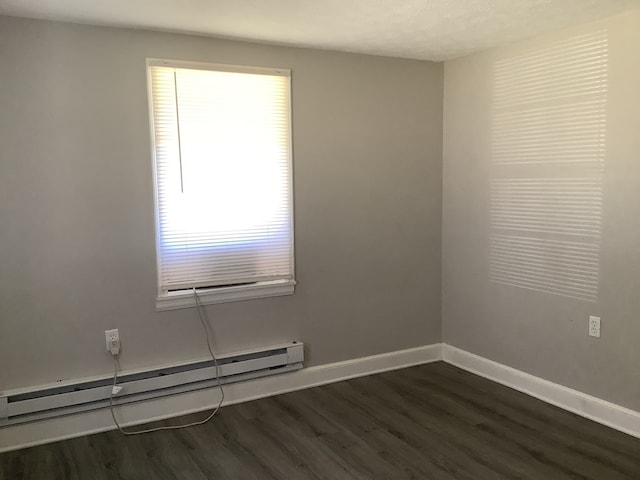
[{"left": 156, "top": 279, "right": 296, "bottom": 311}]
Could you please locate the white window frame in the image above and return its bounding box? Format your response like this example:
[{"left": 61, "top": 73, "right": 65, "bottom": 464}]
[{"left": 146, "top": 58, "right": 296, "bottom": 311}]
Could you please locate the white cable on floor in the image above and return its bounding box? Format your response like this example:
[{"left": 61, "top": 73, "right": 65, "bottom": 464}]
[{"left": 109, "top": 288, "right": 225, "bottom": 435}]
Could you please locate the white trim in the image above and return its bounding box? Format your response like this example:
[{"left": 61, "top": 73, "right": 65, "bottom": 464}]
[
  {"left": 0, "top": 344, "right": 442, "bottom": 453},
  {"left": 146, "top": 58, "right": 291, "bottom": 77},
  {"left": 285, "top": 70, "right": 295, "bottom": 288},
  {"left": 8, "top": 343, "right": 637, "bottom": 453},
  {"left": 442, "top": 344, "right": 640, "bottom": 440},
  {"left": 146, "top": 58, "right": 163, "bottom": 303},
  {"left": 156, "top": 279, "right": 296, "bottom": 311}
]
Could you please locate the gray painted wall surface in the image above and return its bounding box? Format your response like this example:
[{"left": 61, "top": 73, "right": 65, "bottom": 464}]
[
  {"left": 442, "top": 10, "right": 640, "bottom": 411},
  {"left": 0, "top": 16, "right": 443, "bottom": 391}
]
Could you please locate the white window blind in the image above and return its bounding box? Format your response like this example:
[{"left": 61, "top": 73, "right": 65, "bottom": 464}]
[{"left": 148, "top": 60, "right": 294, "bottom": 298}]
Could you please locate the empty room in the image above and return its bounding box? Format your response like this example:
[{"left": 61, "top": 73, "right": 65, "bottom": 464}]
[{"left": 1, "top": 0, "right": 639, "bottom": 478}]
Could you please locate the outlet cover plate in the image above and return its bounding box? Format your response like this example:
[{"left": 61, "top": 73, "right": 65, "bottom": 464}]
[
  {"left": 589, "top": 316, "right": 601, "bottom": 338},
  {"left": 105, "top": 329, "right": 120, "bottom": 351}
]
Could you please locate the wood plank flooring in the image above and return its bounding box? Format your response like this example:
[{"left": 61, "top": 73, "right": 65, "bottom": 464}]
[{"left": 1, "top": 362, "right": 639, "bottom": 479}]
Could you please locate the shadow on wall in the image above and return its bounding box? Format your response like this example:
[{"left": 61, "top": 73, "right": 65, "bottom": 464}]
[{"left": 489, "top": 31, "right": 608, "bottom": 302}]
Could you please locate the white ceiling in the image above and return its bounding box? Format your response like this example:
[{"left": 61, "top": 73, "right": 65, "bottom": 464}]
[{"left": 0, "top": 0, "right": 638, "bottom": 61}]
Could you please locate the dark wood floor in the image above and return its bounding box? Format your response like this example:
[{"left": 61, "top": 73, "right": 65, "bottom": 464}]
[{"left": 2, "top": 362, "right": 639, "bottom": 479}]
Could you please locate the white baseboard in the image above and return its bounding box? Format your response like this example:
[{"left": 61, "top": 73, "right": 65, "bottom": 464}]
[
  {"left": 442, "top": 344, "right": 640, "bottom": 440},
  {"left": 5, "top": 342, "right": 639, "bottom": 453},
  {"left": 0, "top": 343, "right": 442, "bottom": 453}
]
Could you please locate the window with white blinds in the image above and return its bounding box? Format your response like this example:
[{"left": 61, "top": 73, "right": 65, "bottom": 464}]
[
  {"left": 147, "top": 59, "right": 294, "bottom": 309},
  {"left": 489, "top": 31, "right": 607, "bottom": 302}
]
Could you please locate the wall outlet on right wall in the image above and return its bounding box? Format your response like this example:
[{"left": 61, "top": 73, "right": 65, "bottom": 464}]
[{"left": 589, "top": 316, "right": 601, "bottom": 338}]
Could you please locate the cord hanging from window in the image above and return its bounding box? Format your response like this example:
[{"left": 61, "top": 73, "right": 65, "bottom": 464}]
[
  {"left": 174, "top": 69, "right": 185, "bottom": 193},
  {"left": 109, "top": 289, "right": 224, "bottom": 435}
]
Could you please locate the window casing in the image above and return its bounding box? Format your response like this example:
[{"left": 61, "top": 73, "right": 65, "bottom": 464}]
[{"left": 147, "top": 59, "right": 295, "bottom": 310}]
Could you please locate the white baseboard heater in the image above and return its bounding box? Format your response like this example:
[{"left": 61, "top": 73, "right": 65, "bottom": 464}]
[{"left": 0, "top": 341, "right": 304, "bottom": 427}]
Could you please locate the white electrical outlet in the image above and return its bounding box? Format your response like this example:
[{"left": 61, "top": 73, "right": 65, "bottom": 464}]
[
  {"left": 105, "top": 329, "right": 120, "bottom": 351},
  {"left": 589, "top": 316, "right": 601, "bottom": 338}
]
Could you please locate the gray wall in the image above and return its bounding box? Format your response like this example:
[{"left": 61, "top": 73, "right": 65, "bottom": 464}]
[
  {"left": 0, "top": 16, "right": 443, "bottom": 391},
  {"left": 442, "top": 10, "right": 640, "bottom": 411}
]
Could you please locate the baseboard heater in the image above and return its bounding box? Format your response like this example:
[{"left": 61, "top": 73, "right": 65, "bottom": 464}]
[{"left": 0, "top": 341, "right": 304, "bottom": 427}]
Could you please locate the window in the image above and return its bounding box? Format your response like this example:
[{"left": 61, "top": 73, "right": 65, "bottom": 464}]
[{"left": 147, "top": 59, "right": 295, "bottom": 310}]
